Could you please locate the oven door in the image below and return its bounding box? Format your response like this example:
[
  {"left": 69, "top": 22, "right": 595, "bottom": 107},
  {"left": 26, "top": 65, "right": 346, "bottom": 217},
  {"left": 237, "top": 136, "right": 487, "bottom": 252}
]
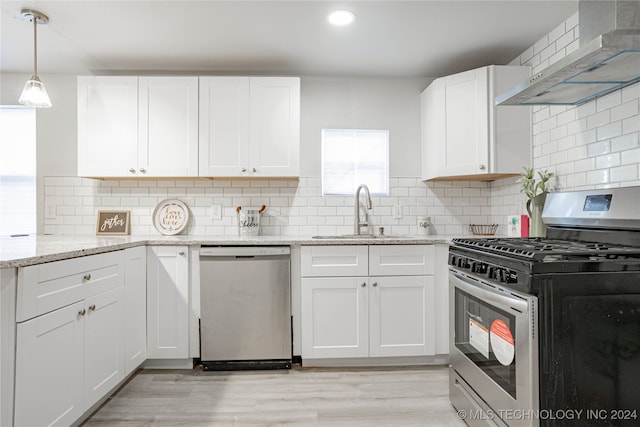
[{"left": 449, "top": 268, "right": 538, "bottom": 427}]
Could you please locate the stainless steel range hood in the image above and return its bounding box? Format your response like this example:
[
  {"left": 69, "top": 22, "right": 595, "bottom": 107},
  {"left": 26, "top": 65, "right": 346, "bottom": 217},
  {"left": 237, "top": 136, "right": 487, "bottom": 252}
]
[{"left": 496, "top": 0, "right": 640, "bottom": 106}]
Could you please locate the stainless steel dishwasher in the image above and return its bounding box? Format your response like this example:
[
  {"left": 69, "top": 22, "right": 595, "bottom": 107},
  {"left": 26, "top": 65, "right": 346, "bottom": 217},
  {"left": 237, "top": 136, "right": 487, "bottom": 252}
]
[{"left": 199, "top": 246, "right": 292, "bottom": 370}]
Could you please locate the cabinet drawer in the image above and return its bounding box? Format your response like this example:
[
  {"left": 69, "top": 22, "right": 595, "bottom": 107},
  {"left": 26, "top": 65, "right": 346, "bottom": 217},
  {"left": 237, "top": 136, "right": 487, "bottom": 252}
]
[
  {"left": 301, "top": 246, "right": 368, "bottom": 277},
  {"left": 369, "top": 245, "right": 434, "bottom": 276},
  {"left": 17, "top": 251, "right": 124, "bottom": 322}
]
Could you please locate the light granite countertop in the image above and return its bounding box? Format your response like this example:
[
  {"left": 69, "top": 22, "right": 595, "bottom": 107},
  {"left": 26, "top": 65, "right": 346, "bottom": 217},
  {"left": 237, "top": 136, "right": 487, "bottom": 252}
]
[{"left": 0, "top": 234, "right": 453, "bottom": 269}]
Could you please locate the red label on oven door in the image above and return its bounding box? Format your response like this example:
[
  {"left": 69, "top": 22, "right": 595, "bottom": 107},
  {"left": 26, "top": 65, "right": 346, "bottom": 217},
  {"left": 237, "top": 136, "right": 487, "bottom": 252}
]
[{"left": 490, "top": 319, "right": 515, "bottom": 366}]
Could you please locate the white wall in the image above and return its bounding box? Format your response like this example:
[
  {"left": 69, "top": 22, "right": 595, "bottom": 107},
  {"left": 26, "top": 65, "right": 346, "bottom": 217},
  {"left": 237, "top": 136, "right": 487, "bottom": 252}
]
[{"left": 301, "top": 77, "right": 429, "bottom": 177}]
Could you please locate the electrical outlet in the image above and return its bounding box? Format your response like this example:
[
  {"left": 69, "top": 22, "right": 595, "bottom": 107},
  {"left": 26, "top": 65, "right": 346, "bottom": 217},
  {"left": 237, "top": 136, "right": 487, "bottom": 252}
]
[
  {"left": 393, "top": 205, "right": 402, "bottom": 219},
  {"left": 211, "top": 204, "right": 222, "bottom": 220},
  {"left": 45, "top": 203, "right": 56, "bottom": 219}
]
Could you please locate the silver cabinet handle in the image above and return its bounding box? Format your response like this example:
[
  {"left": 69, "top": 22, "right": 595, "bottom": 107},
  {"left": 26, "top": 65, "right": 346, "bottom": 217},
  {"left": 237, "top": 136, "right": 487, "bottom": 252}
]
[
  {"left": 129, "top": 168, "right": 136, "bottom": 174},
  {"left": 372, "top": 282, "right": 378, "bottom": 287},
  {"left": 139, "top": 168, "right": 146, "bottom": 174},
  {"left": 83, "top": 273, "right": 91, "bottom": 281},
  {"left": 479, "top": 164, "right": 486, "bottom": 170},
  {"left": 78, "top": 309, "right": 86, "bottom": 316},
  {"left": 88, "top": 304, "right": 96, "bottom": 311},
  {"left": 241, "top": 167, "right": 247, "bottom": 172},
  {"left": 252, "top": 167, "right": 257, "bottom": 173},
  {"left": 178, "top": 251, "right": 185, "bottom": 256},
  {"left": 361, "top": 282, "right": 366, "bottom": 287}
]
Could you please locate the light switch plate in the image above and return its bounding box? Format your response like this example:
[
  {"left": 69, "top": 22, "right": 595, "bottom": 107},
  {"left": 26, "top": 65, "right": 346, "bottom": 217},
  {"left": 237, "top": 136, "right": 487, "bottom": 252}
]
[
  {"left": 393, "top": 205, "right": 402, "bottom": 219},
  {"left": 45, "top": 203, "right": 56, "bottom": 219},
  {"left": 211, "top": 204, "right": 222, "bottom": 220}
]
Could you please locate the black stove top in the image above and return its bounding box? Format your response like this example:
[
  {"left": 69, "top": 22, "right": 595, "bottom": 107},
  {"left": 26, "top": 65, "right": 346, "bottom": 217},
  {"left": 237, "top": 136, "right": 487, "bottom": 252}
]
[{"left": 451, "top": 237, "right": 640, "bottom": 261}]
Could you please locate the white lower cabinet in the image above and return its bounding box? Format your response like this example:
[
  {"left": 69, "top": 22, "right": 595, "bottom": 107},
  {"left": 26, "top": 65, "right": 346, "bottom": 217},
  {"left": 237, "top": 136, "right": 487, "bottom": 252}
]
[
  {"left": 83, "top": 287, "right": 125, "bottom": 409},
  {"left": 15, "top": 301, "right": 85, "bottom": 427},
  {"left": 301, "top": 245, "right": 437, "bottom": 361},
  {"left": 369, "top": 275, "right": 435, "bottom": 357},
  {"left": 14, "top": 251, "right": 126, "bottom": 427},
  {"left": 146, "top": 246, "right": 189, "bottom": 359},
  {"left": 301, "top": 276, "right": 369, "bottom": 358},
  {"left": 124, "top": 246, "right": 147, "bottom": 374},
  {"left": 14, "top": 286, "right": 124, "bottom": 426}
]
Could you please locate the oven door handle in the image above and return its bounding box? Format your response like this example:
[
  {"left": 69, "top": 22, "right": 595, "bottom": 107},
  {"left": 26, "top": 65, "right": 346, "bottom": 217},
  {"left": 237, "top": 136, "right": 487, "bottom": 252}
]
[{"left": 450, "top": 269, "right": 530, "bottom": 315}]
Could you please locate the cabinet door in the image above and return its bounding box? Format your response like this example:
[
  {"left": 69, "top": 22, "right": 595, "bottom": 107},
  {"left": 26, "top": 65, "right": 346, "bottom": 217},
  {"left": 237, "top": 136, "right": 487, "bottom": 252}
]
[
  {"left": 77, "top": 76, "right": 138, "bottom": 177},
  {"left": 369, "top": 276, "right": 435, "bottom": 357},
  {"left": 84, "top": 287, "right": 125, "bottom": 410},
  {"left": 442, "top": 67, "right": 489, "bottom": 177},
  {"left": 124, "top": 246, "right": 147, "bottom": 374},
  {"left": 15, "top": 302, "right": 84, "bottom": 427},
  {"left": 249, "top": 77, "right": 300, "bottom": 177},
  {"left": 301, "top": 277, "right": 369, "bottom": 359},
  {"left": 138, "top": 77, "right": 199, "bottom": 177},
  {"left": 421, "top": 78, "right": 445, "bottom": 181},
  {"left": 199, "top": 76, "right": 250, "bottom": 177},
  {"left": 147, "top": 246, "right": 189, "bottom": 359}
]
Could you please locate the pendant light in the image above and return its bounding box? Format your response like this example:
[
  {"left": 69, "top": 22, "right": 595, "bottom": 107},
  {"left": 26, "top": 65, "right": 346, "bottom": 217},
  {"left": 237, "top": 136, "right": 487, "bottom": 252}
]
[{"left": 18, "top": 9, "right": 52, "bottom": 108}]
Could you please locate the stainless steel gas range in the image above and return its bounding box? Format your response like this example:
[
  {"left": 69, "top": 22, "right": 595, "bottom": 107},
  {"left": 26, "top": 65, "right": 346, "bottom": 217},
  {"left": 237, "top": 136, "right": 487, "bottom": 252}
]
[{"left": 449, "top": 187, "right": 640, "bottom": 427}]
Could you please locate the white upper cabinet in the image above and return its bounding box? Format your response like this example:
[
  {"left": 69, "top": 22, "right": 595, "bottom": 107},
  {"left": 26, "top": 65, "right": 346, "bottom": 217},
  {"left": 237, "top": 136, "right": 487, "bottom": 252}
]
[
  {"left": 421, "top": 65, "right": 531, "bottom": 181},
  {"left": 77, "top": 76, "right": 199, "bottom": 178},
  {"left": 199, "top": 76, "right": 300, "bottom": 177},
  {"left": 77, "top": 76, "right": 138, "bottom": 177},
  {"left": 138, "top": 77, "right": 199, "bottom": 177},
  {"left": 199, "top": 77, "right": 250, "bottom": 177}
]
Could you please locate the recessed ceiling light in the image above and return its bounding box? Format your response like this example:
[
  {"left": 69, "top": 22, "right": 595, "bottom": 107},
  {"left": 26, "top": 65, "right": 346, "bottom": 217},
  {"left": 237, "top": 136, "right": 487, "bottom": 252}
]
[{"left": 328, "top": 10, "right": 355, "bottom": 27}]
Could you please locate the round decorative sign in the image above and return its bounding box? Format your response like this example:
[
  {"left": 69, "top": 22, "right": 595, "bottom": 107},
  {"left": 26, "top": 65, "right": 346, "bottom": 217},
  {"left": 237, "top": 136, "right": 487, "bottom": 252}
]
[{"left": 153, "top": 199, "right": 189, "bottom": 235}]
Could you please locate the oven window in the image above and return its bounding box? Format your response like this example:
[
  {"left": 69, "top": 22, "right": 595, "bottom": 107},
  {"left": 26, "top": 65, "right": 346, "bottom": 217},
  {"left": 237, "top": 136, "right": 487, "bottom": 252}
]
[{"left": 455, "top": 288, "right": 517, "bottom": 398}]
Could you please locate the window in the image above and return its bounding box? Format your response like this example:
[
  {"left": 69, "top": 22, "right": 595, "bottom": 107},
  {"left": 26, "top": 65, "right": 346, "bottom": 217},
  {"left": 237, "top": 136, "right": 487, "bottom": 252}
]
[
  {"left": 0, "top": 106, "right": 36, "bottom": 237},
  {"left": 321, "top": 129, "right": 389, "bottom": 196}
]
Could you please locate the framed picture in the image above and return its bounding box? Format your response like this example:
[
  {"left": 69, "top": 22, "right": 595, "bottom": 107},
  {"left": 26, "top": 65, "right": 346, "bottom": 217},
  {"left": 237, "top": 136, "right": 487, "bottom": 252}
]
[{"left": 96, "top": 210, "right": 131, "bottom": 235}]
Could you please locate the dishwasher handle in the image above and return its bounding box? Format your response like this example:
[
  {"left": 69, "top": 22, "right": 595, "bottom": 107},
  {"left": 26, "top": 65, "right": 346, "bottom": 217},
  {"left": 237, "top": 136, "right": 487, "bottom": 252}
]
[{"left": 200, "top": 246, "right": 290, "bottom": 257}]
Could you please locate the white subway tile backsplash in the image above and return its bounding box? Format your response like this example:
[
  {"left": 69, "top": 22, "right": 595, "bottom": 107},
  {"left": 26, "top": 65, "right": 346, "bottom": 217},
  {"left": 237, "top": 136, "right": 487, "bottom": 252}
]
[
  {"left": 611, "top": 165, "right": 638, "bottom": 183},
  {"left": 595, "top": 154, "right": 620, "bottom": 169},
  {"left": 596, "top": 122, "right": 622, "bottom": 141},
  {"left": 44, "top": 176, "right": 493, "bottom": 237},
  {"left": 587, "top": 110, "right": 611, "bottom": 129},
  {"left": 624, "top": 115, "right": 640, "bottom": 134},
  {"left": 612, "top": 133, "right": 639, "bottom": 152},
  {"left": 596, "top": 91, "right": 622, "bottom": 112},
  {"left": 587, "top": 140, "right": 611, "bottom": 157}
]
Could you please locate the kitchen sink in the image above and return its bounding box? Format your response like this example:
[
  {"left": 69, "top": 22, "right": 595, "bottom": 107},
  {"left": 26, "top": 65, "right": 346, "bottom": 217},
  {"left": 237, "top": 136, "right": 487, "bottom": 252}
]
[{"left": 311, "top": 234, "right": 412, "bottom": 239}]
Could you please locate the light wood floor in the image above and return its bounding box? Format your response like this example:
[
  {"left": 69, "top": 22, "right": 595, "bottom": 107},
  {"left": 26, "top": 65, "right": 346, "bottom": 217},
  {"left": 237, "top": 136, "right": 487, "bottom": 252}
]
[{"left": 83, "top": 365, "right": 466, "bottom": 426}]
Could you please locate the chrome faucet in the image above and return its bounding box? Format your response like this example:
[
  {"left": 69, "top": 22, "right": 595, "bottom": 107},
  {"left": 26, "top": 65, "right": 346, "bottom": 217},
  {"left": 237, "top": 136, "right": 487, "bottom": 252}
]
[{"left": 354, "top": 184, "right": 372, "bottom": 235}]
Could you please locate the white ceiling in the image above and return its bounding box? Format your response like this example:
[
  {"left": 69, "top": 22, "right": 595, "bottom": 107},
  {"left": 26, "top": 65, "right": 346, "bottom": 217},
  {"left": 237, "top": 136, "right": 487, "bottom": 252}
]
[{"left": 1, "top": 0, "right": 578, "bottom": 78}]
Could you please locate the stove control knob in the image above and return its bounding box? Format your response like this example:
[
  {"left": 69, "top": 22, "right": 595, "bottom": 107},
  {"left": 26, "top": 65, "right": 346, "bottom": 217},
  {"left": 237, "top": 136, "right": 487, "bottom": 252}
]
[
  {"left": 450, "top": 256, "right": 457, "bottom": 266},
  {"left": 505, "top": 270, "right": 518, "bottom": 284},
  {"left": 494, "top": 268, "right": 504, "bottom": 281},
  {"left": 474, "top": 263, "right": 487, "bottom": 274}
]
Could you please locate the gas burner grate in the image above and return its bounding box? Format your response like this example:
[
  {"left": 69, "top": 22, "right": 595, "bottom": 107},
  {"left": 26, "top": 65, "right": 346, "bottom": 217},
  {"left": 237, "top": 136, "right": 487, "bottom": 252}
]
[{"left": 452, "top": 237, "right": 640, "bottom": 261}]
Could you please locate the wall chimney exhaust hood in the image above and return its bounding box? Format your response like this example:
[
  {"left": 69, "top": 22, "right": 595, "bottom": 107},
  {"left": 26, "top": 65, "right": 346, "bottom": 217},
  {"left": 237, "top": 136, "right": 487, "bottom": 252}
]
[{"left": 496, "top": 0, "right": 640, "bottom": 106}]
